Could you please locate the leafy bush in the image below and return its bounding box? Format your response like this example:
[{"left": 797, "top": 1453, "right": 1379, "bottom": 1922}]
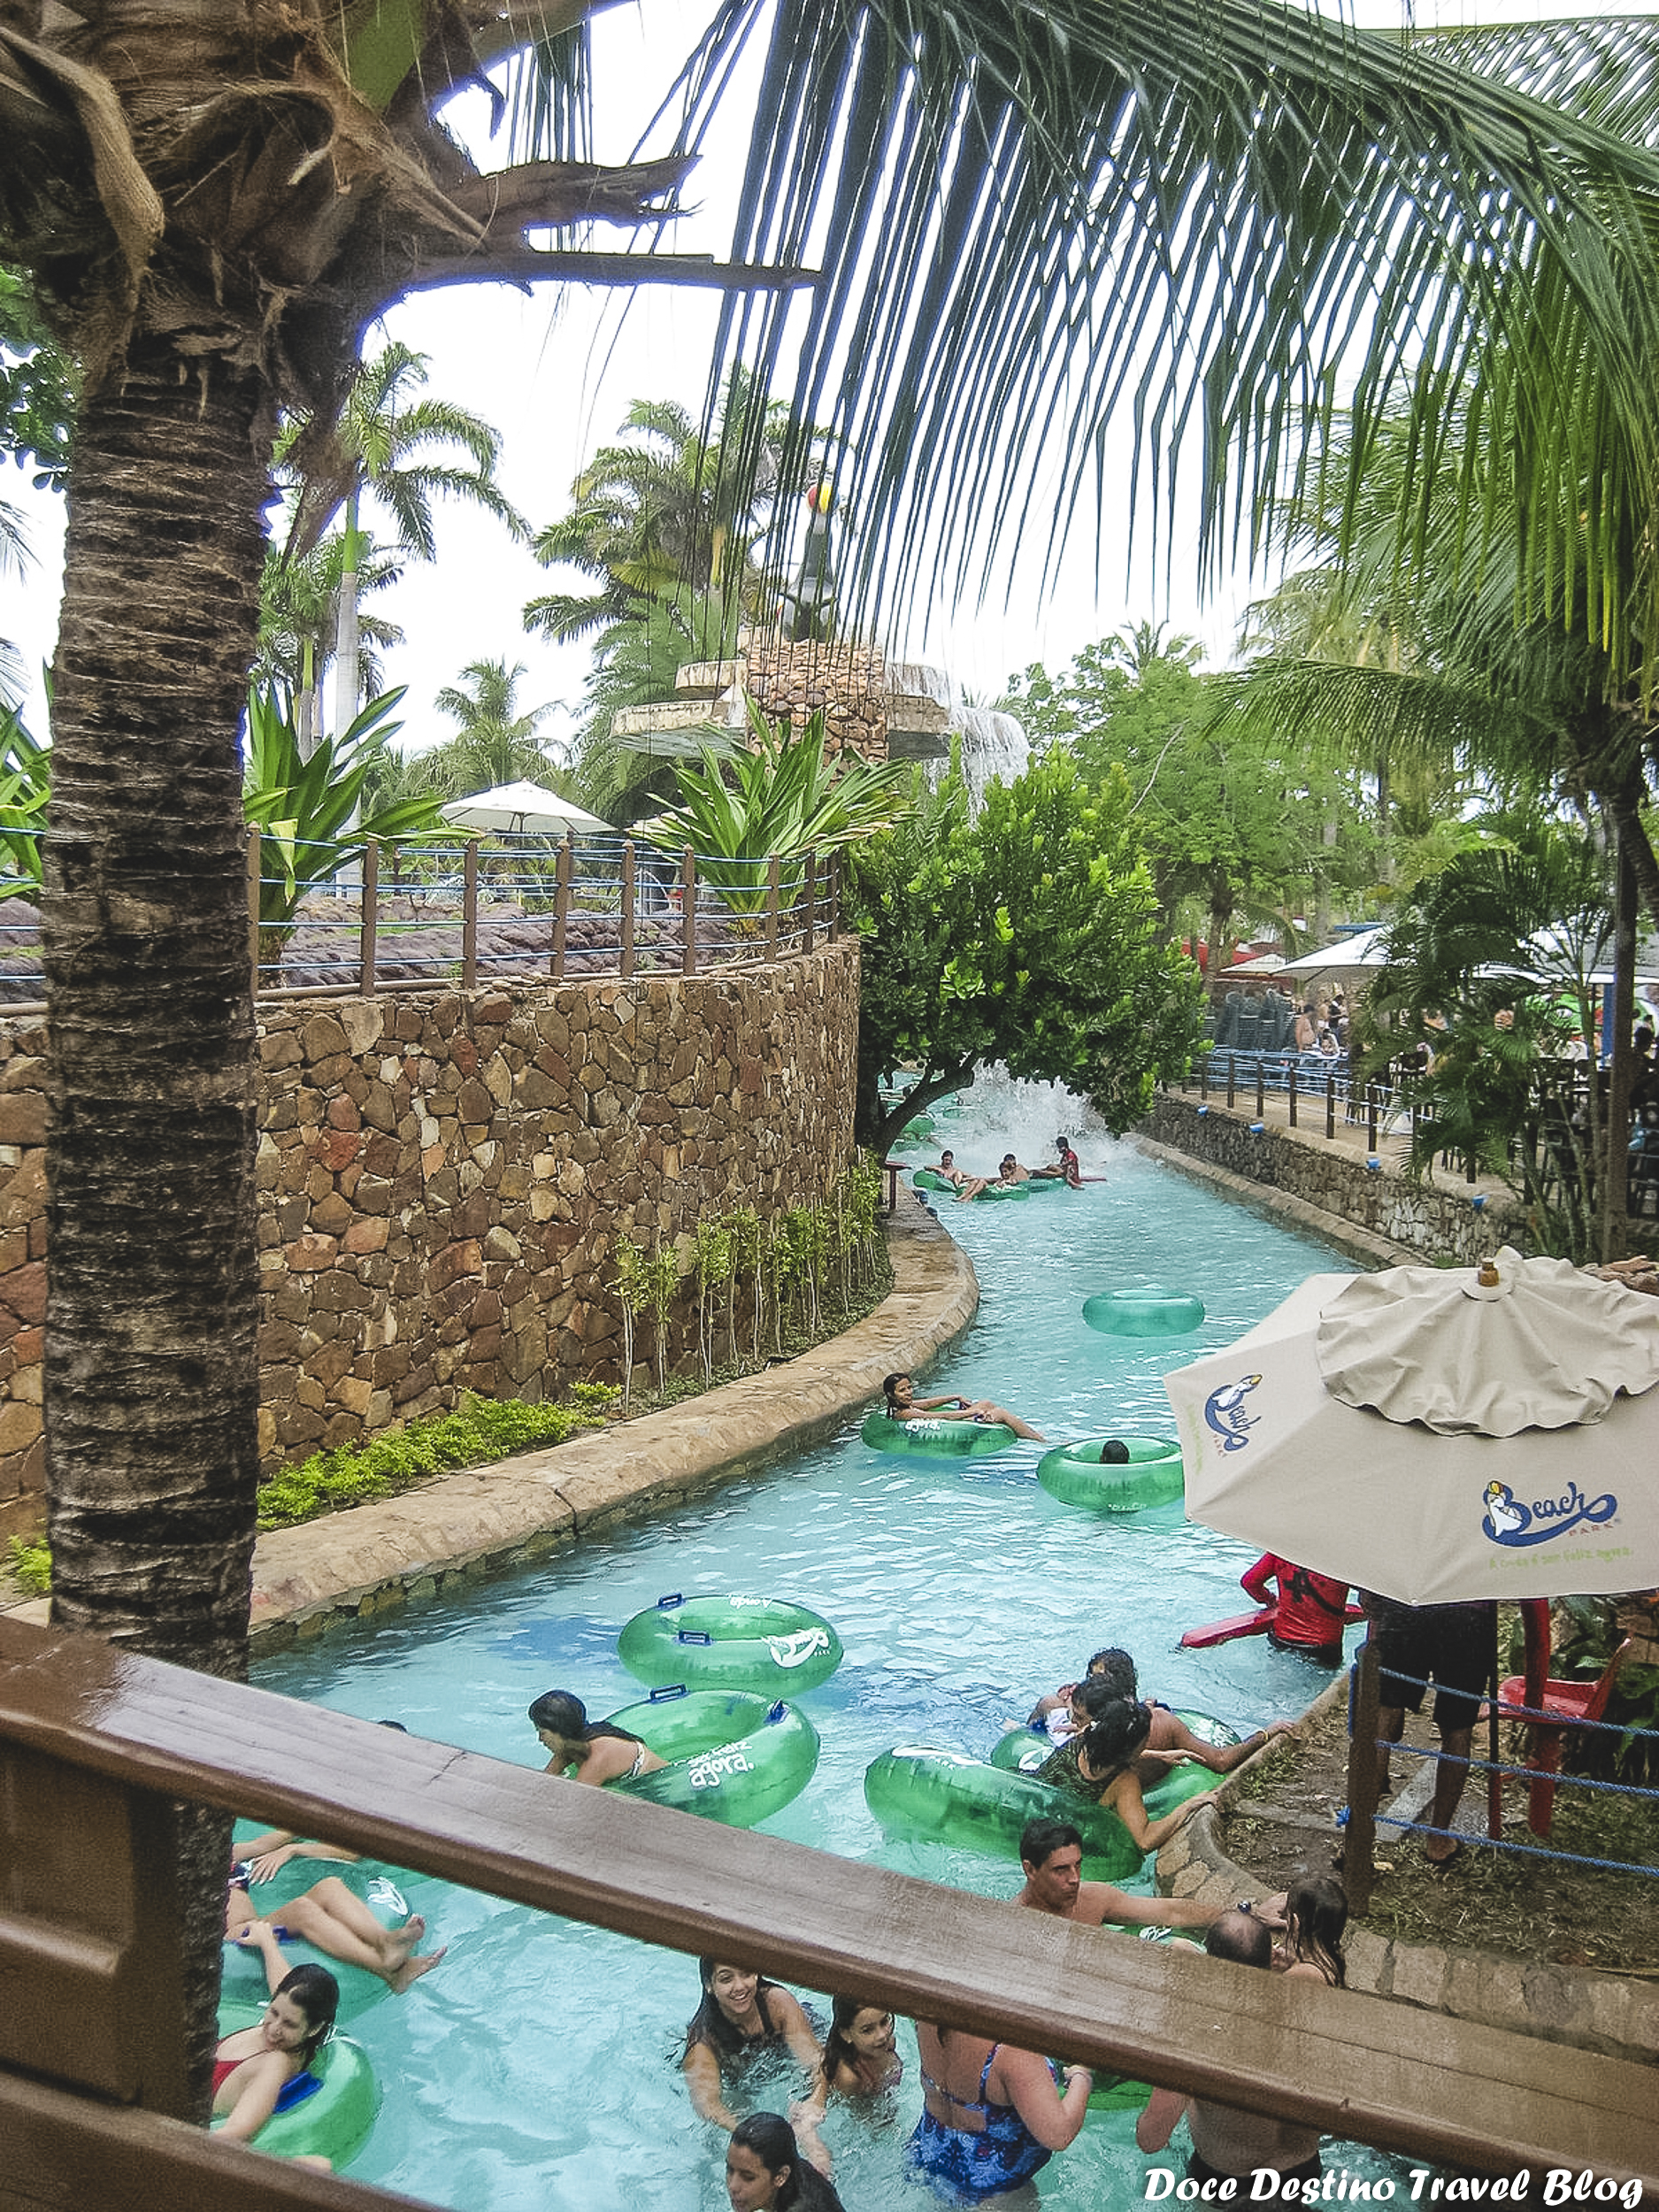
[
  {"left": 256, "top": 1389, "right": 616, "bottom": 1531},
  {"left": 6, "top": 1533, "right": 50, "bottom": 1593}
]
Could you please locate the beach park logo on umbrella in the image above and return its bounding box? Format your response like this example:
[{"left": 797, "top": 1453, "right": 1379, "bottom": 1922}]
[
  {"left": 1203, "top": 1373, "right": 1262, "bottom": 1453},
  {"left": 1480, "top": 1479, "right": 1617, "bottom": 1548}
]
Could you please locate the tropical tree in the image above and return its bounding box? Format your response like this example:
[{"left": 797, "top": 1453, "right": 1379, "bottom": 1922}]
[
  {"left": 1007, "top": 626, "right": 1375, "bottom": 965},
  {"left": 279, "top": 340, "right": 530, "bottom": 738},
  {"left": 427, "top": 657, "right": 562, "bottom": 794},
  {"left": 9, "top": 0, "right": 1659, "bottom": 2106},
  {"left": 525, "top": 369, "right": 813, "bottom": 647},
  {"left": 0, "top": 695, "right": 49, "bottom": 899},
  {"left": 565, "top": 585, "right": 744, "bottom": 824},
  {"left": 253, "top": 531, "right": 404, "bottom": 751},
  {"left": 845, "top": 745, "right": 1203, "bottom": 1160}
]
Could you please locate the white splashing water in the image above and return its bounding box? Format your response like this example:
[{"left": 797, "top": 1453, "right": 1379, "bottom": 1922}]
[{"left": 935, "top": 1066, "right": 1118, "bottom": 1177}]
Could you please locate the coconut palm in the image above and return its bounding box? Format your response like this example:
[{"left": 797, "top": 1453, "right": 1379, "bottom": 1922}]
[
  {"left": 9, "top": 0, "right": 1659, "bottom": 2094},
  {"left": 253, "top": 532, "right": 404, "bottom": 753}
]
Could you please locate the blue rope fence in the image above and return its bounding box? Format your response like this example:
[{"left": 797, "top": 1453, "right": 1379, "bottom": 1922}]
[{"left": 1356, "top": 1655, "right": 1659, "bottom": 1880}]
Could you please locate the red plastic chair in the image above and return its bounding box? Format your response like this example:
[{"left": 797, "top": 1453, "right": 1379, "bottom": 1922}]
[{"left": 1498, "top": 1635, "right": 1635, "bottom": 1839}]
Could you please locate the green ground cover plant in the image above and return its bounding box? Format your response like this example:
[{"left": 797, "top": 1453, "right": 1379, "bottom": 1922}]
[{"left": 254, "top": 1386, "right": 618, "bottom": 1531}]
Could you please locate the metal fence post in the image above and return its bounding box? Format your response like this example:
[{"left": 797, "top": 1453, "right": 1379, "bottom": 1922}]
[
  {"left": 681, "top": 848, "right": 697, "bottom": 974},
  {"left": 803, "top": 850, "right": 817, "bottom": 954},
  {"left": 246, "top": 825, "right": 262, "bottom": 987},
  {"left": 1325, "top": 1071, "right": 1336, "bottom": 1140},
  {"left": 764, "top": 856, "right": 780, "bottom": 958},
  {"left": 1287, "top": 1064, "right": 1297, "bottom": 1128}
]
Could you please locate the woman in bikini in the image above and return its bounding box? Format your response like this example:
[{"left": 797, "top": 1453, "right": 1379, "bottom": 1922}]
[
  {"left": 881, "top": 1371, "right": 1046, "bottom": 1443},
  {"left": 682, "top": 1958, "right": 824, "bottom": 2132},
  {"left": 227, "top": 1829, "right": 445, "bottom": 1993},
  {"left": 1036, "top": 1694, "right": 1218, "bottom": 1855},
  {"left": 908, "top": 2019, "right": 1090, "bottom": 2202},
  {"left": 527, "top": 1688, "right": 668, "bottom": 1786},
  {"left": 211, "top": 1958, "right": 338, "bottom": 2151}
]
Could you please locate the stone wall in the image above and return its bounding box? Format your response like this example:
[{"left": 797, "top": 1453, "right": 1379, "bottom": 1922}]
[
  {"left": 733, "top": 635, "right": 893, "bottom": 762},
  {"left": 1145, "top": 1092, "right": 1526, "bottom": 1263},
  {"left": 0, "top": 940, "right": 860, "bottom": 1538}
]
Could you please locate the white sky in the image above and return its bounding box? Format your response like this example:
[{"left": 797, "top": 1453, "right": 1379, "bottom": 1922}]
[{"left": 3, "top": 0, "right": 1654, "bottom": 757}]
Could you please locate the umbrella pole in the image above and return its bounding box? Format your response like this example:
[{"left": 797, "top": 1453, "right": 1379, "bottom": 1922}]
[{"left": 1342, "top": 1632, "right": 1381, "bottom": 1910}]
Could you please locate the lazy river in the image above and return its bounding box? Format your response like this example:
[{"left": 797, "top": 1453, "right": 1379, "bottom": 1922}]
[{"left": 252, "top": 1079, "right": 1402, "bottom": 2210}]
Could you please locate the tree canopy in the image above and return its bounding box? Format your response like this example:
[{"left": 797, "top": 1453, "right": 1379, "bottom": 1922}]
[{"left": 844, "top": 746, "right": 1202, "bottom": 1160}]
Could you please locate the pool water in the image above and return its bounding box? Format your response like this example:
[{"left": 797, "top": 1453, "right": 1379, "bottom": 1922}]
[{"left": 254, "top": 1087, "right": 1404, "bottom": 2210}]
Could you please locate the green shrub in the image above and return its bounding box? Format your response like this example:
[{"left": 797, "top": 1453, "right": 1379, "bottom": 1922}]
[
  {"left": 6, "top": 1534, "right": 50, "bottom": 1594},
  {"left": 256, "top": 1391, "right": 608, "bottom": 1531}
]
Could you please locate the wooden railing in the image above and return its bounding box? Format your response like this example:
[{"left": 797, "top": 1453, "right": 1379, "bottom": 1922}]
[{"left": 3, "top": 1613, "right": 1655, "bottom": 2210}]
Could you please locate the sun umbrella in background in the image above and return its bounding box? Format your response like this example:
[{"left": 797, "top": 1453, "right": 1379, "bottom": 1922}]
[
  {"left": 447, "top": 780, "right": 610, "bottom": 836},
  {"left": 1164, "top": 1248, "right": 1659, "bottom": 1606}
]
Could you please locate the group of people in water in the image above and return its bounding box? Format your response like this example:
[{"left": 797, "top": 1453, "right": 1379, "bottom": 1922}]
[
  {"left": 524, "top": 1635, "right": 1333, "bottom": 2205},
  {"left": 680, "top": 1836, "right": 1348, "bottom": 2207},
  {"left": 926, "top": 1133, "right": 1084, "bottom": 1202}
]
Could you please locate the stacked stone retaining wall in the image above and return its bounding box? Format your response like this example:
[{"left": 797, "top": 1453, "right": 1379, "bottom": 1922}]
[
  {"left": 1145, "top": 1092, "right": 1526, "bottom": 1263},
  {"left": 0, "top": 939, "right": 860, "bottom": 1538}
]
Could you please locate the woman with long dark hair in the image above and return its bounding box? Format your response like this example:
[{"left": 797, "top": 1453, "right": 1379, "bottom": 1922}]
[
  {"left": 725, "top": 2114, "right": 846, "bottom": 2211},
  {"left": 682, "top": 1958, "right": 822, "bottom": 2131},
  {"left": 211, "top": 1961, "right": 339, "bottom": 2146},
  {"left": 527, "top": 1687, "right": 666, "bottom": 1786},
  {"left": 1036, "top": 1694, "right": 1217, "bottom": 1855}
]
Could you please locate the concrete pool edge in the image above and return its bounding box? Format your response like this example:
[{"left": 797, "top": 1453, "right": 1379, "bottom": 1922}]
[
  {"left": 1157, "top": 1675, "right": 1659, "bottom": 2071},
  {"left": 243, "top": 1186, "right": 979, "bottom": 1646}
]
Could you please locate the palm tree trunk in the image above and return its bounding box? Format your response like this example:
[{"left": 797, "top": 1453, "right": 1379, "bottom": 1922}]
[{"left": 44, "top": 340, "right": 267, "bottom": 2112}]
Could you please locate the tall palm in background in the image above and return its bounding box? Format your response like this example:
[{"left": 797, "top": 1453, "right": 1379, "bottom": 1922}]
[
  {"left": 280, "top": 341, "right": 531, "bottom": 742},
  {"left": 428, "top": 657, "right": 563, "bottom": 794},
  {"left": 253, "top": 533, "right": 404, "bottom": 750},
  {"left": 8, "top": 0, "right": 1659, "bottom": 2097}
]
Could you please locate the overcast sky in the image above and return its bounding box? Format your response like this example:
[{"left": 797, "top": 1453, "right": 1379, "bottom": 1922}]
[{"left": 4, "top": 1, "right": 1653, "bottom": 759}]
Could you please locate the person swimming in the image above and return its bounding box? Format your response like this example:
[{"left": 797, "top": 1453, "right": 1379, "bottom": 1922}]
[
  {"left": 528, "top": 1688, "right": 668, "bottom": 1786},
  {"left": 211, "top": 1960, "right": 338, "bottom": 2154},
  {"left": 682, "top": 1958, "right": 824, "bottom": 2132}
]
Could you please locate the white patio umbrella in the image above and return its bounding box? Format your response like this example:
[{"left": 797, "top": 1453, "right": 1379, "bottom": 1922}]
[
  {"left": 1274, "top": 923, "right": 1393, "bottom": 985},
  {"left": 447, "top": 780, "right": 610, "bottom": 835},
  {"left": 1163, "top": 1248, "right": 1659, "bottom": 1605}
]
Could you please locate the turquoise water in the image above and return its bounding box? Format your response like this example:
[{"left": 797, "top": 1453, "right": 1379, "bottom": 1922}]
[{"left": 253, "top": 1097, "right": 1403, "bottom": 2210}]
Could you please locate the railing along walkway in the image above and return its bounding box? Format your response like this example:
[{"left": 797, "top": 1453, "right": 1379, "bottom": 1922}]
[
  {"left": 0, "top": 836, "right": 841, "bottom": 1011},
  {"left": 2, "top": 1616, "right": 1655, "bottom": 2209}
]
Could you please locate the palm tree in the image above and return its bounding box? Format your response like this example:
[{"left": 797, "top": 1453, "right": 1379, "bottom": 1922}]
[
  {"left": 8, "top": 0, "right": 1659, "bottom": 2097},
  {"left": 253, "top": 532, "right": 404, "bottom": 753},
  {"left": 280, "top": 340, "right": 532, "bottom": 737},
  {"left": 427, "top": 657, "right": 563, "bottom": 793}
]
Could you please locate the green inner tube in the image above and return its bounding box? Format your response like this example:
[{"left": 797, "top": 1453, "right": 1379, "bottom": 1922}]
[
  {"left": 1036, "top": 1435, "right": 1184, "bottom": 1513},
  {"left": 1020, "top": 1175, "right": 1073, "bottom": 1196},
  {"left": 902, "top": 1116, "right": 937, "bottom": 1139},
  {"left": 972, "top": 1180, "right": 1031, "bottom": 1202},
  {"left": 911, "top": 1169, "right": 956, "bottom": 1192},
  {"left": 223, "top": 1851, "right": 432, "bottom": 2021},
  {"left": 212, "top": 2002, "right": 380, "bottom": 2167},
  {"left": 990, "top": 1711, "right": 1240, "bottom": 1825},
  {"left": 618, "top": 1594, "right": 844, "bottom": 1695},
  {"left": 608, "top": 1687, "right": 819, "bottom": 1826},
  {"left": 863, "top": 1744, "right": 1144, "bottom": 1880},
  {"left": 860, "top": 1411, "right": 1018, "bottom": 1457},
  {"left": 1082, "top": 1287, "right": 1205, "bottom": 1337}
]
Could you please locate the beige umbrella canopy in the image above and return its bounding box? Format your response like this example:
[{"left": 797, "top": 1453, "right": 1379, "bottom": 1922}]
[
  {"left": 447, "top": 780, "right": 610, "bottom": 835},
  {"left": 1164, "top": 1249, "right": 1659, "bottom": 1605}
]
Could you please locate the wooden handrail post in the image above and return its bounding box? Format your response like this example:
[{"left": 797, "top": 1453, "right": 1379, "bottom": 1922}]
[
  {"left": 552, "top": 833, "right": 572, "bottom": 977},
  {"left": 1200, "top": 1051, "right": 1209, "bottom": 1101},
  {"left": 1255, "top": 1059, "right": 1265, "bottom": 1118},
  {"left": 681, "top": 848, "right": 697, "bottom": 975},
  {"left": 245, "top": 824, "right": 262, "bottom": 986},
  {"left": 462, "top": 839, "right": 480, "bottom": 990},
  {"left": 359, "top": 837, "right": 379, "bottom": 995},
  {"left": 621, "top": 837, "right": 636, "bottom": 979},
  {"left": 1368, "top": 1085, "right": 1379, "bottom": 1149},
  {"left": 803, "top": 849, "right": 817, "bottom": 954},
  {"left": 1287, "top": 1063, "right": 1298, "bottom": 1128},
  {"left": 765, "top": 855, "right": 780, "bottom": 958},
  {"left": 1226, "top": 1054, "right": 1236, "bottom": 1110}
]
